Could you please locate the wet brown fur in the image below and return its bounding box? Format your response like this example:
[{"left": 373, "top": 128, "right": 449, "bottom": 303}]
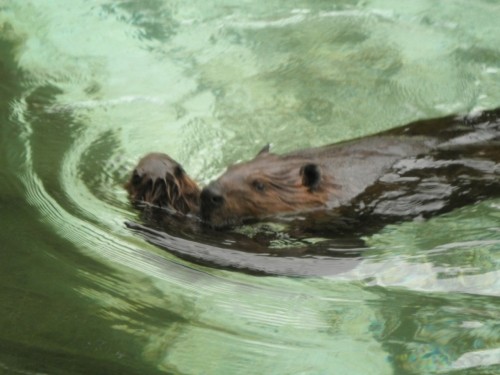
[
  {"left": 201, "top": 153, "right": 337, "bottom": 227},
  {"left": 125, "top": 152, "right": 200, "bottom": 214},
  {"left": 200, "top": 108, "right": 500, "bottom": 228},
  {"left": 127, "top": 108, "right": 500, "bottom": 230}
]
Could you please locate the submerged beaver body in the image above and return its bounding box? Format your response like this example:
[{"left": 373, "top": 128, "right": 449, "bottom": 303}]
[
  {"left": 128, "top": 108, "right": 500, "bottom": 234},
  {"left": 200, "top": 108, "right": 500, "bottom": 229},
  {"left": 200, "top": 137, "right": 436, "bottom": 228}
]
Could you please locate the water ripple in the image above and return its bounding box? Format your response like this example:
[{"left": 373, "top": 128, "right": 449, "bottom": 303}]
[{"left": 2, "top": 1, "right": 500, "bottom": 374}]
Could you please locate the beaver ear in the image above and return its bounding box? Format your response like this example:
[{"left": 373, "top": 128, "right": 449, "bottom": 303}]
[
  {"left": 257, "top": 144, "right": 271, "bottom": 156},
  {"left": 300, "top": 163, "right": 321, "bottom": 191}
]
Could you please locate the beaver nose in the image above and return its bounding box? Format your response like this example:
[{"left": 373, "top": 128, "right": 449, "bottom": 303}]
[{"left": 201, "top": 185, "right": 224, "bottom": 210}]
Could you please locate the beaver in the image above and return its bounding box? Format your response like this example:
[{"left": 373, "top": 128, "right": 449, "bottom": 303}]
[
  {"left": 200, "top": 108, "right": 500, "bottom": 230},
  {"left": 125, "top": 152, "right": 200, "bottom": 214}
]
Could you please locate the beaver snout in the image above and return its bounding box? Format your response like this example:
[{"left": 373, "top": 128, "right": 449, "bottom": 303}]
[
  {"left": 200, "top": 183, "right": 225, "bottom": 227},
  {"left": 200, "top": 184, "right": 225, "bottom": 220}
]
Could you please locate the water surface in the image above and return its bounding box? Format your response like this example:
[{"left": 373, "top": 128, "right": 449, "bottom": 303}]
[{"left": 1, "top": 1, "right": 499, "bottom": 374}]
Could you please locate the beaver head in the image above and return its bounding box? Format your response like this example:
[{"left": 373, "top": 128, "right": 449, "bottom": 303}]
[
  {"left": 125, "top": 152, "right": 200, "bottom": 214},
  {"left": 200, "top": 146, "right": 336, "bottom": 228}
]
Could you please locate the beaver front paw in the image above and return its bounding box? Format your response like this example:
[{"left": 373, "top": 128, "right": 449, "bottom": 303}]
[{"left": 125, "top": 152, "right": 200, "bottom": 214}]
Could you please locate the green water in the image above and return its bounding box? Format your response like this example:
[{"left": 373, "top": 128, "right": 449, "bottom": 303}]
[{"left": 1, "top": 0, "right": 500, "bottom": 374}]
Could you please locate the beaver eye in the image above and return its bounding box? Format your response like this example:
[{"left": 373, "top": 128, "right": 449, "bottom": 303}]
[{"left": 252, "top": 180, "right": 266, "bottom": 192}]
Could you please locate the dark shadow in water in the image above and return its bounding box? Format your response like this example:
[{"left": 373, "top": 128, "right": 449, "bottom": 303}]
[
  {"left": 126, "top": 217, "right": 364, "bottom": 277},
  {"left": 0, "top": 337, "right": 168, "bottom": 375}
]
